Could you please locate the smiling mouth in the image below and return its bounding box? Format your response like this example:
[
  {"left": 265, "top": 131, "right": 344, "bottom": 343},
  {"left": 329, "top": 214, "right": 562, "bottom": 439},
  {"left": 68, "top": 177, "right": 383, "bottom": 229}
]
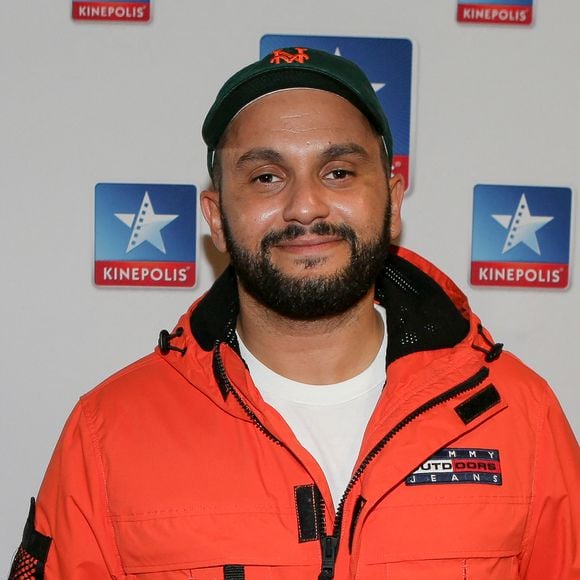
[{"left": 275, "top": 236, "right": 344, "bottom": 254}]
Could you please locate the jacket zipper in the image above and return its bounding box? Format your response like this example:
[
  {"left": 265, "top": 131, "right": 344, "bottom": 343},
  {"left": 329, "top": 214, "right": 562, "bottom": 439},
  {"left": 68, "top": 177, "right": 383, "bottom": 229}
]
[
  {"left": 317, "top": 365, "right": 490, "bottom": 579},
  {"left": 214, "top": 342, "right": 283, "bottom": 446},
  {"left": 214, "top": 343, "right": 489, "bottom": 580}
]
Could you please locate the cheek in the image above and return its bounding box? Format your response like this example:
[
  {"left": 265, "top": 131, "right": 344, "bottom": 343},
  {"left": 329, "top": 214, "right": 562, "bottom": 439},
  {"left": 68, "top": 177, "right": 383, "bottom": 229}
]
[
  {"left": 223, "top": 202, "right": 282, "bottom": 249},
  {"left": 248, "top": 205, "right": 281, "bottom": 228},
  {"left": 331, "top": 173, "right": 389, "bottom": 221},
  {"left": 333, "top": 195, "right": 388, "bottom": 234}
]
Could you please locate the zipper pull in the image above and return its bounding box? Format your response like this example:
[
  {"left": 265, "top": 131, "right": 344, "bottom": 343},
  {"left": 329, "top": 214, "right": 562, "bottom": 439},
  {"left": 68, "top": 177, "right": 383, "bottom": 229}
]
[{"left": 318, "top": 534, "right": 339, "bottom": 579}]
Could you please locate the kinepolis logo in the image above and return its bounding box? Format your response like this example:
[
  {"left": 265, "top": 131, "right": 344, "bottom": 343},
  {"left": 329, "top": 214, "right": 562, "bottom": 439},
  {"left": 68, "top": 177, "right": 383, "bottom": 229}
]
[
  {"left": 72, "top": 0, "right": 150, "bottom": 22},
  {"left": 260, "top": 34, "right": 413, "bottom": 192},
  {"left": 94, "top": 183, "right": 196, "bottom": 287},
  {"left": 471, "top": 184, "right": 572, "bottom": 289},
  {"left": 457, "top": 0, "right": 533, "bottom": 25}
]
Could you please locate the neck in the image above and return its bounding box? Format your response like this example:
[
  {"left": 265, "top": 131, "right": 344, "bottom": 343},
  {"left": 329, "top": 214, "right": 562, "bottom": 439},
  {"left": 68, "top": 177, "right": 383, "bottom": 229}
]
[{"left": 236, "top": 286, "right": 384, "bottom": 384}]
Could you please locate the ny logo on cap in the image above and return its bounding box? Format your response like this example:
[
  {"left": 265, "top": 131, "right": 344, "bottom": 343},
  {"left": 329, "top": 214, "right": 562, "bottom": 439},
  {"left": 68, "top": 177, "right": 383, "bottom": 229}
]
[{"left": 270, "top": 47, "right": 310, "bottom": 65}]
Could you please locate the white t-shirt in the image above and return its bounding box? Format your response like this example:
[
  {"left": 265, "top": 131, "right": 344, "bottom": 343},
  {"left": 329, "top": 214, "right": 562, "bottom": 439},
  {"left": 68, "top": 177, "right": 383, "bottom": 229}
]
[{"left": 237, "top": 306, "right": 387, "bottom": 508}]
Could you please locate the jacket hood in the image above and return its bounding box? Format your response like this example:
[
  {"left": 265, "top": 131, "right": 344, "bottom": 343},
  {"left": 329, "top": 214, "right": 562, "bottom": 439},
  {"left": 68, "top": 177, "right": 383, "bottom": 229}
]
[
  {"left": 188, "top": 246, "right": 472, "bottom": 361},
  {"left": 156, "top": 246, "right": 502, "bottom": 406}
]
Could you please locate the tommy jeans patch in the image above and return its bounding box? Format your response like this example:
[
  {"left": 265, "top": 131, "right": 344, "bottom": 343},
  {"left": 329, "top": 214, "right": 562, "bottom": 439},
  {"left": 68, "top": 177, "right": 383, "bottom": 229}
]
[{"left": 406, "top": 448, "right": 502, "bottom": 486}]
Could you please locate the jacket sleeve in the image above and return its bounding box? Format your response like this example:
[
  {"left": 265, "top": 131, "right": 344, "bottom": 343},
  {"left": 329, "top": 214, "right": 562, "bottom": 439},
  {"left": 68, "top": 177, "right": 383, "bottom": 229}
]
[
  {"left": 520, "top": 388, "right": 580, "bottom": 580},
  {"left": 10, "top": 401, "right": 125, "bottom": 579}
]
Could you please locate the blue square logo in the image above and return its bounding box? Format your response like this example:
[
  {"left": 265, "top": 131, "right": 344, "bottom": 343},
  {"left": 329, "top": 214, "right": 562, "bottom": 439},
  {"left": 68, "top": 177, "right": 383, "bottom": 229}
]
[
  {"left": 94, "top": 183, "right": 197, "bottom": 287},
  {"left": 260, "top": 35, "right": 413, "bottom": 191},
  {"left": 471, "top": 184, "right": 572, "bottom": 288}
]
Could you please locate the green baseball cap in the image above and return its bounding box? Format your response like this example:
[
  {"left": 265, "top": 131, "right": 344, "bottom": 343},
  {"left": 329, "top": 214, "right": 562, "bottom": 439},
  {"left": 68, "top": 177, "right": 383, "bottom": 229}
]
[{"left": 202, "top": 47, "right": 393, "bottom": 175}]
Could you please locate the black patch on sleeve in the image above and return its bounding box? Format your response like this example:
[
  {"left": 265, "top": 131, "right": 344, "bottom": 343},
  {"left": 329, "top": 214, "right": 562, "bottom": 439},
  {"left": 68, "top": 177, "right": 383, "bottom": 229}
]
[
  {"left": 455, "top": 385, "right": 501, "bottom": 424},
  {"left": 223, "top": 564, "right": 245, "bottom": 579},
  {"left": 9, "top": 498, "right": 52, "bottom": 579},
  {"left": 294, "top": 484, "right": 321, "bottom": 543}
]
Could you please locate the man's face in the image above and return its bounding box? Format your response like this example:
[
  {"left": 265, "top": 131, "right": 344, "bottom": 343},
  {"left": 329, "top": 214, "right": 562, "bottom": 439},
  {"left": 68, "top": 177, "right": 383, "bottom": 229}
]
[{"left": 202, "top": 88, "right": 404, "bottom": 319}]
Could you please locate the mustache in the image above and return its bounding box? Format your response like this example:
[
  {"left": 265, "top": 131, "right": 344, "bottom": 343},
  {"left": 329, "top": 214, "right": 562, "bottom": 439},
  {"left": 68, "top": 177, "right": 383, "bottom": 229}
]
[{"left": 260, "top": 222, "right": 357, "bottom": 252}]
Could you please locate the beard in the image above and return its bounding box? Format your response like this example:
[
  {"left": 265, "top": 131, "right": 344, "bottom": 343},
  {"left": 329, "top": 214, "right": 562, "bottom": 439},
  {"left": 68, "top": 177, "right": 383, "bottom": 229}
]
[{"left": 221, "top": 201, "right": 392, "bottom": 320}]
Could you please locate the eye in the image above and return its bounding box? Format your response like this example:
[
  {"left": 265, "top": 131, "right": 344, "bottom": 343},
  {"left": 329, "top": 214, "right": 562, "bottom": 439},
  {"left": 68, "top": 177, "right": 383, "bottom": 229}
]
[
  {"left": 325, "top": 168, "right": 353, "bottom": 180},
  {"left": 253, "top": 173, "right": 281, "bottom": 184}
]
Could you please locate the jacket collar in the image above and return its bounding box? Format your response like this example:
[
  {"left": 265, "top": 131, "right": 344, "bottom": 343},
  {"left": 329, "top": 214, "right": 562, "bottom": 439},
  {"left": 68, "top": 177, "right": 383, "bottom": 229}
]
[{"left": 188, "top": 245, "right": 471, "bottom": 366}]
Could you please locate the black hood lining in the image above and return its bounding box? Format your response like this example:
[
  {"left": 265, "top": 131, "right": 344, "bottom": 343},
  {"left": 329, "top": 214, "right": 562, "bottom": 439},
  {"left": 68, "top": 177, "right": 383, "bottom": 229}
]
[
  {"left": 189, "top": 253, "right": 470, "bottom": 365},
  {"left": 378, "top": 256, "right": 470, "bottom": 362},
  {"left": 189, "top": 266, "right": 240, "bottom": 353}
]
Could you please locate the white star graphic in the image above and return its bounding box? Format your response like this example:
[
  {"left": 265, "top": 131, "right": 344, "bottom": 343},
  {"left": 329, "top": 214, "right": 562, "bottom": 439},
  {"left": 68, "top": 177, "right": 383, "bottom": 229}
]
[
  {"left": 492, "top": 193, "right": 553, "bottom": 255},
  {"left": 334, "top": 47, "right": 385, "bottom": 92},
  {"left": 115, "top": 192, "right": 178, "bottom": 254}
]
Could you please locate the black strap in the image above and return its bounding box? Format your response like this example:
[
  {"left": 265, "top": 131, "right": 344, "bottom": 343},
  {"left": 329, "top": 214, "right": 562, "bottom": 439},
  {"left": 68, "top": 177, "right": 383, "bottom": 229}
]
[
  {"left": 224, "top": 564, "right": 245, "bottom": 579},
  {"left": 455, "top": 385, "right": 501, "bottom": 424},
  {"left": 294, "top": 484, "right": 321, "bottom": 542}
]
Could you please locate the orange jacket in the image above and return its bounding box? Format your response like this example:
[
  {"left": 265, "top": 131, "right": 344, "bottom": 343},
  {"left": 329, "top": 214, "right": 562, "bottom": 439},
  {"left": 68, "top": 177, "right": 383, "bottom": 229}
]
[{"left": 11, "top": 247, "right": 579, "bottom": 579}]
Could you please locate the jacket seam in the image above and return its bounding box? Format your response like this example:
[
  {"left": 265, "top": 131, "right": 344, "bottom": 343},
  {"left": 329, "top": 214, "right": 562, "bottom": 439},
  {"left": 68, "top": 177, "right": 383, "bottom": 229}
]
[
  {"left": 79, "top": 398, "right": 126, "bottom": 576},
  {"left": 377, "top": 497, "right": 531, "bottom": 507},
  {"left": 111, "top": 507, "right": 293, "bottom": 522},
  {"left": 86, "top": 354, "right": 164, "bottom": 398},
  {"left": 517, "top": 384, "right": 549, "bottom": 563},
  {"left": 366, "top": 547, "right": 522, "bottom": 563},
  {"left": 368, "top": 355, "right": 485, "bottom": 442}
]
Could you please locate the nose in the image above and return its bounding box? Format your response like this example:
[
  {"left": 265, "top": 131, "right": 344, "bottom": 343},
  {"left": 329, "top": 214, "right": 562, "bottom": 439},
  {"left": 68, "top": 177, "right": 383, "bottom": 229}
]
[{"left": 281, "top": 175, "right": 331, "bottom": 225}]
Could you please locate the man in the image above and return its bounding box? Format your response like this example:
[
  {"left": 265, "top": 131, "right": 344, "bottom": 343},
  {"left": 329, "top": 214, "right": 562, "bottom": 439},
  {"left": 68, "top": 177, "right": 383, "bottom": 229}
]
[{"left": 11, "top": 48, "right": 578, "bottom": 579}]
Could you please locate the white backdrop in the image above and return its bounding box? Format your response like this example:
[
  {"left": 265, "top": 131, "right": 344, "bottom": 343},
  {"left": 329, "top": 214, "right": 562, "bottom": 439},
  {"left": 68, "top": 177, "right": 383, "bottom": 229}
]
[{"left": 1, "top": 0, "right": 578, "bottom": 571}]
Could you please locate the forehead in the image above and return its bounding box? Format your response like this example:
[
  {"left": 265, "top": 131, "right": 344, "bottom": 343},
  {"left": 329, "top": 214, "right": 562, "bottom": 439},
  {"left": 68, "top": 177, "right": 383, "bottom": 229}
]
[{"left": 221, "top": 88, "right": 378, "bottom": 151}]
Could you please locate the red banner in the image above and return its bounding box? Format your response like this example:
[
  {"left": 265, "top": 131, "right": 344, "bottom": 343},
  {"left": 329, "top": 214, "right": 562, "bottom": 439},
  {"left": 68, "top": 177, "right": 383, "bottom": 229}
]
[
  {"left": 392, "top": 155, "right": 409, "bottom": 189},
  {"left": 72, "top": 2, "right": 150, "bottom": 22},
  {"left": 95, "top": 261, "right": 195, "bottom": 287},
  {"left": 471, "top": 261, "right": 568, "bottom": 288},
  {"left": 452, "top": 459, "right": 501, "bottom": 473},
  {"left": 458, "top": 4, "right": 532, "bottom": 25}
]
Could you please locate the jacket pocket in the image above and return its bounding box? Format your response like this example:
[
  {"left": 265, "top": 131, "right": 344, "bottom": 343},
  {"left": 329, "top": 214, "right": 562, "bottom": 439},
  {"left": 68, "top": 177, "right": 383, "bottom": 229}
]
[
  {"left": 352, "top": 495, "right": 526, "bottom": 579},
  {"left": 127, "top": 565, "right": 252, "bottom": 579},
  {"left": 357, "top": 555, "right": 519, "bottom": 578},
  {"left": 114, "top": 511, "right": 320, "bottom": 579},
  {"left": 126, "top": 564, "right": 319, "bottom": 579},
  {"left": 127, "top": 567, "right": 231, "bottom": 580}
]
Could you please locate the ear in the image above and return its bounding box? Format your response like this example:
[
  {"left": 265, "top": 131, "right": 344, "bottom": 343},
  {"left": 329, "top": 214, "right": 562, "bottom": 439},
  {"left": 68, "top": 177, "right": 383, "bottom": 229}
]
[
  {"left": 200, "top": 189, "right": 227, "bottom": 253},
  {"left": 388, "top": 173, "right": 405, "bottom": 240}
]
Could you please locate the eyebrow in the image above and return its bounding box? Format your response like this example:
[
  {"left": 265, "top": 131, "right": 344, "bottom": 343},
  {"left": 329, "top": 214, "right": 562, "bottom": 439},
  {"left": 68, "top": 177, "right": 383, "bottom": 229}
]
[
  {"left": 235, "top": 148, "right": 283, "bottom": 169},
  {"left": 234, "top": 142, "right": 371, "bottom": 170},
  {"left": 320, "top": 143, "right": 370, "bottom": 164}
]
